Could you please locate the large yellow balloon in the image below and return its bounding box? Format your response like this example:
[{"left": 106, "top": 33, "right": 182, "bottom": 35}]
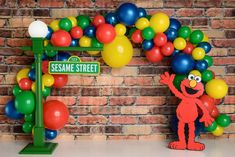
[
  {"left": 150, "top": 12, "right": 170, "bottom": 33},
  {"left": 49, "top": 20, "right": 60, "bottom": 31},
  {"left": 67, "top": 16, "right": 77, "bottom": 27},
  {"left": 79, "top": 36, "right": 91, "bottom": 47},
  {"left": 206, "top": 79, "right": 228, "bottom": 99},
  {"left": 173, "top": 37, "right": 186, "bottom": 50},
  {"left": 102, "top": 36, "right": 133, "bottom": 68},
  {"left": 135, "top": 17, "right": 149, "bottom": 30},
  {"left": 212, "top": 125, "right": 224, "bottom": 136},
  {"left": 42, "top": 74, "right": 55, "bottom": 87},
  {"left": 16, "top": 68, "right": 30, "bottom": 83},
  {"left": 192, "top": 47, "right": 205, "bottom": 60},
  {"left": 115, "top": 23, "right": 126, "bottom": 36}
]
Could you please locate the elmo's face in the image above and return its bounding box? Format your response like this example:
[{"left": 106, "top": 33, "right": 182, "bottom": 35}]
[{"left": 180, "top": 74, "right": 204, "bottom": 98}]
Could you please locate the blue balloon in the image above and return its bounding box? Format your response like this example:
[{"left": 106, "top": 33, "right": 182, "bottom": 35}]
[
  {"left": 46, "top": 27, "right": 53, "bottom": 40},
  {"left": 70, "top": 39, "right": 78, "bottom": 47},
  {"left": 138, "top": 7, "right": 147, "bottom": 18},
  {"left": 171, "top": 53, "right": 195, "bottom": 74},
  {"left": 169, "top": 18, "right": 181, "bottom": 30},
  {"left": 42, "top": 53, "right": 48, "bottom": 60},
  {"left": 84, "top": 26, "right": 96, "bottom": 38},
  {"left": 171, "top": 49, "right": 181, "bottom": 58},
  {"left": 105, "top": 13, "right": 119, "bottom": 26},
  {"left": 165, "top": 28, "right": 178, "bottom": 41},
  {"left": 45, "top": 129, "right": 57, "bottom": 140},
  {"left": 116, "top": 3, "right": 139, "bottom": 26},
  {"left": 142, "top": 40, "right": 154, "bottom": 51},
  {"left": 54, "top": 52, "right": 71, "bottom": 61},
  {"left": 5, "top": 100, "right": 23, "bottom": 120},
  {"left": 195, "top": 60, "right": 208, "bottom": 72},
  {"left": 198, "top": 42, "right": 212, "bottom": 54},
  {"left": 28, "top": 69, "right": 36, "bottom": 81}
]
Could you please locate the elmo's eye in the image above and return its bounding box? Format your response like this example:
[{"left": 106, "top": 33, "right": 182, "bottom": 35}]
[
  {"left": 188, "top": 74, "right": 195, "bottom": 80},
  {"left": 195, "top": 76, "right": 201, "bottom": 82}
]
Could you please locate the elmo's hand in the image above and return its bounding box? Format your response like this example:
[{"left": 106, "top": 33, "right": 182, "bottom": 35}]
[
  {"left": 200, "top": 114, "right": 214, "bottom": 127},
  {"left": 160, "top": 72, "right": 175, "bottom": 86}
]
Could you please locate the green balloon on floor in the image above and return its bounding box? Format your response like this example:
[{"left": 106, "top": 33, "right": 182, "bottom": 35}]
[
  {"left": 24, "top": 113, "right": 34, "bottom": 122},
  {"left": 206, "top": 121, "right": 217, "bottom": 132},
  {"left": 15, "top": 91, "right": 35, "bottom": 114},
  {"left": 216, "top": 114, "right": 231, "bottom": 127},
  {"left": 22, "top": 122, "right": 34, "bottom": 133}
]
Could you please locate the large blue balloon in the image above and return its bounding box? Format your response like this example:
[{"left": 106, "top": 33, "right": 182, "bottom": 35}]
[
  {"left": 84, "top": 25, "right": 96, "bottom": 38},
  {"left": 138, "top": 7, "right": 147, "bottom": 18},
  {"left": 28, "top": 69, "right": 35, "bottom": 81},
  {"left": 195, "top": 60, "right": 208, "bottom": 72},
  {"left": 105, "top": 13, "right": 119, "bottom": 26},
  {"left": 198, "top": 42, "right": 212, "bottom": 54},
  {"left": 5, "top": 100, "right": 23, "bottom": 120},
  {"left": 45, "top": 129, "right": 57, "bottom": 140},
  {"left": 171, "top": 53, "right": 195, "bottom": 74},
  {"left": 116, "top": 3, "right": 139, "bottom": 26},
  {"left": 142, "top": 40, "right": 154, "bottom": 51},
  {"left": 165, "top": 28, "right": 178, "bottom": 41},
  {"left": 169, "top": 18, "right": 181, "bottom": 30},
  {"left": 46, "top": 27, "right": 53, "bottom": 40},
  {"left": 54, "top": 52, "right": 71, "bottom": 61}
]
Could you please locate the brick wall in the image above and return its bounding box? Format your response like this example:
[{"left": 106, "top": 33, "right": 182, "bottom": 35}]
[{"left": 0, "top": 0, "right": 234, "bottom": 141}]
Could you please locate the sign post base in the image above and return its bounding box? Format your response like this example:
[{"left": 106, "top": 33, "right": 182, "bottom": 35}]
[{"left": 19, "top": 142, "right": 58, "bottom": 155}]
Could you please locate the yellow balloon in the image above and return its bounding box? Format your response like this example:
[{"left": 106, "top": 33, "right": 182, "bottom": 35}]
[
  {"left": 16, "top": 68, "right": 30, "bottom": 83},
  {"left": 135, "top": 17, "right": 150, "bottom": 30},
  {"left": 173, "top": 37, "right": 186, "bottom": 50},
  {"left": 67, "top": 16, "right": 77, "bottom": 27},
  {"left": 190, "top": 70, "right": 201, "bottom": 77},
  {"left": 102, "top": 36, "right": 133, "bottom": 68},
  {"left": 212, "top": 125, "right": 224, "bottom": 136},
  {"left": 206, "top": 79, "right": 228, "bottom": 99},
  {"left": 42, "top": 74, "right": 55, "bottom": 87},
  {"left": 87, "top": 51, "right": 100, "bottom": 55},
  {"left": 31, "top": 82, "right": 45, "bottom": 93},
  {"left": 192, "top": 47, "right": 205, "bottom": 60},
  {"left": 202, "top": 33, "right": 209, "bottom": 42},
  {"left": 115, "top": 23, "right": 126, "bottom": 36},
  {"left": 79, "top": 36, "right": 91, "bottom": 47},
  {"left": 44, "top": 40, "right": 49, "bottom": 46},
  {"left": 49, "top": 20, "right": 60, "bottom": 31},
  {"left": 150, "top": 12, "right": 170, "bottom": 33}
]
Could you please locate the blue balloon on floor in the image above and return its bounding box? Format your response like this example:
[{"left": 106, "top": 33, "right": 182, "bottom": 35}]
[
  {"left": 138, "top": 7, "right": 147, "bottom": 18},
  {"left": 46, "top": 27, "right": 53, "bottom": 40},
  {"left": 105, "top": 13, "right": 119, "bottom": 26},
  {"left": 165, "top": 28, "right": 178, "bottom": 41},
  {"left": 116, "top": 3, "right": 139, "bottom": 26},
  {"left": 171, "top": 53, "right": 195, "bottom": 74},
  {"left": 84, "top": 26, "right": 96, "bottom": 38},
  {"left": 28, "top": 69, "right": 36, "bottom": 81},
  {"left": 142, "top": 40, "right": 154, "bottom": 51},
  {"left": 54, "top": 52, "right": 71, "bottom": 61},
  {"left": 198, "top": 42, "right": 212, "bottom": 54},
  {"left": 70, "top": 39, "right": 78, "bottom": 47},
  {"left": 45, "top": 129, "right": 58, "bottom": 140},
  {"left": 195, "top": 60, "right": 208, "bottom": 72},
  {"left": 169, "top": 18, "right": 181, "bottom": 30},
  {"left": 5, "top": 100, "right": 23, "bottom": 120}
]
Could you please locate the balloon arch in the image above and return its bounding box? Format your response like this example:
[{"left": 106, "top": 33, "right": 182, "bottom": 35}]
[{"left": 5, "top": 2, "right": 230, "bottom": 154}]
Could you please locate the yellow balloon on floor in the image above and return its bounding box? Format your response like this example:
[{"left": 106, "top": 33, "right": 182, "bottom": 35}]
[
  {"left": 87, "top": 51, "right": 100, "bottom": 55},
  {"left": 150, "top": 12, "right": 170, "bottom": 33},
  {"left": 135, "top": 17, "right": 149, "bottom": 30},
  {"left": 16, "top": 68, "right": 30, "bottom": 83},
  {"left": 192, "top": 47, "right": 205, "bottom": 60},
  {"left": 173, "top": 37, "right": 186, "bottom": 50},
  {"left": 42, "top": 74, "right": 55, "bottom": 87},
  {"left": 79, "top": 36, "right": 91, "bottom": 47},
  {"left": 206, "top": 79, "right": 228, "bottom": 99},
  {"left": 49, "top": 20, "right": 60, "bottom": 31},
  {"left": 67, "top": 16, "right": 77, "bottom": 27},
  {"left": 212, "top": 125, "right": 224, "bottom": 136},
  {"left": 102, "top": 36, "right": 133, "bottom": 68},
  {"left": 115, "top": 23, "right": 126, "bottom": 36}
]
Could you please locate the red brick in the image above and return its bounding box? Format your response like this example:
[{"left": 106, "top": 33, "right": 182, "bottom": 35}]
[
  {"left": 224, "top": 75, "right": 235, "bottom": 85},
  {"left": 0, "top": 38, "right": 4, "bottom": 46},
  {"left": 113, "top": 87, "right": 140, "bottom": 96},
  {"left": 66, "top": 0, "right": 93, "bottom": 8},
  {"left": 110, "top": 116, "right": 137, "bottom": 124},
  {"left": 105, "top": 126, "right": 122, "bottom": 133},
  {"left": 0, "top": 96, "right": 13, "bottom": 105},
  {"left": 225, "top": 30, "right": 235, "bottom": 39},
  {"left": 124, "top": 77, "right": 153, "bottom": 86},
  {"left": 91, "top": 106, "right": 120, "bottom": 114},
  {"left": 67, "top": 76, "right": 94, "bottom": 85},
  {"left": 33, "top": 9, "right": 50, "bottom": 17},
  {"left": 96, "top": 76, "right": 123, "bottom": 85},
  {"left": 176, "top": 8, "right": 204, "bottom": 17},
  {"left": 211, "top": 20, "right": 235, "bottom": 29},
  {"left": 128, "top": 57, "right": 150, "bottom": 66},
  {"left": 39, "top": 0, "right": 64, "bottom": 7},
  {"left": 81, "top": 87, "right": 100, "bottom": 96},
  {"left": 19, "top": 0, "right": 36, "bottom": 7},
  {"left": 69, "top": 106, "right": 89, "bottom": 115},
  {"left": 194, "top": 0, "right": 222, "bottom": 7},
  {"left": 139, "top": 115, "right": 167, "bottom": 124},
  {"left": 224, "top": 96, "right": 235, "bottom": 105},
  {"left": 136, "top": 96, "right": 165, "bottom": 105},
  {"left": 148, "top": 9, "right": 175, "bottom": 16},
  {"left": 79, "top": 97, "right": 107, "bottom": 106},
  {"left": 0, "top": 19, "right": 6, "bottom": 27},
  {"left": 228, "top": 49, "right": 235, "bottom": 56},
  {"left": 206, "top": 8, "right": 223, "bottom": 17},
  {"left": 109, "top": 96, "right": 135, "bottom": 106},
  {"left": 224, "top": 8, "right": 235, "bottom": 17},
  {"left": 62, "top": 126, "right": 90, "bottom": 133},
  {"left": 5, "top": 56, "right": 33, "bottom": 65},
  {"left": 163, "top": 0, "right": 193, "bottom": 7},
  {"left": 224, "top": 0, "right": 235, "bottom": 7},
  {"left": 0, "top": 48, "right": 23, "bottom": 56},
  {"left": 214, "top": 57, "right": 235, "bottom": 65},
  {"left": 212, "top": 39, "right": 235, "bottom": 48},
  {"left": 139, "top": 66, "right": 170, "bottom": 75},
  {"left": 78, "top": 116, "right": 108, "bottom": 125},
  {"left": 46, "top": 96, "right": 77, "bottom": 106},
  {"left": 192, "top": 18, "right": 208, "bottom": 26},
  {"left": 0, "top": 9, "right": 11, "bottom": 16},
  {"left": 7, "top": 38, "right": 31, "bottom": 47}
]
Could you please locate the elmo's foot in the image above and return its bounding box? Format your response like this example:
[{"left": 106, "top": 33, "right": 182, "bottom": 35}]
[
  {"left": 187, "top": 142, "right": 205, "bottom": 151},
  {"left": 168, "top": 141, "right": 186, "bottom": 150}
]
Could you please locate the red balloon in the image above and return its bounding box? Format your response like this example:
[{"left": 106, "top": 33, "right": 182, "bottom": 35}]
[
  {"left": 131, "top": 29, "right": 143, "bottom": 44},
  {"left": 199, "top": 94, "right": 216, "bottom": 114},
  {"left": 210, "top": 107, "right": 219, "bottom": 118},
  {"left": 43, "top": 100, "right": 69, "bottom": 130},
  {"left": 92, "top": 15, "right": 105, "bottom": 27},
  {"left": 145, "top": 46, "right": 164, "bottom": 63},
  {"left": 211, "top": 70, "right": 215, "bottom": 79},
  {"left": 183, "top": 42, "right": 194, "bottom": 54},
  {"left": 19, "top": 78, "right": 32, "bottom": 90},
  {"left": 53, "top": 74, "right": 68, "bottom": 88},
  {"left": 96, "top": 24, "right": 116, "bottom": 44},
  {"left": 42, "top": 60, "right": 49, "bottom": 74},
  {"left": 51, "top": 30, "right": 71, "bottom": 47},
  {"left": 154, "top": 33, "right": 167, "bottom": 47},
  {"left": 161, "top": 42, "right": 174, "bottom": 56},
  {"left": 214, "top": 99, "right": 222, "bottom": 105},
  {"left": 70, "top": 26, "right": 83, "bottom": 39}
]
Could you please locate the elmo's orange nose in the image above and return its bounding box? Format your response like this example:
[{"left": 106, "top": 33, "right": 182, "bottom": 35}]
[{"left": 189, "top": 80, "right": 197, "bottom": 88}]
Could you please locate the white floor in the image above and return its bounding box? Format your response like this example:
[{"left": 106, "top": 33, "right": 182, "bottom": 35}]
[{"left": 1, "top": 139, "right": 235, "bottom": 157}]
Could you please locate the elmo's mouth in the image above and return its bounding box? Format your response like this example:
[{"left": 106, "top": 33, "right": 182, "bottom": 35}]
[{"left": 185, "top": 86, "right": 198, "bottom": 95}]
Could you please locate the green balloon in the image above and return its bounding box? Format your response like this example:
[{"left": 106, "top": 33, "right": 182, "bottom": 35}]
[
  {"left": 15, "top": 91, "right": 35, "bottom": 114},
  {"left": 24, "top": 113, "right": 34, "bottom": 122},
  {"left": 142, "top": 27, "right": 155, "bottom": 40},
  {"left": 13, "top": 85, "right": 22, "bottom": 96},
  {"left": 91, "top": 38, "right": 103, "bottom": 48},
  {"left": 76, "top": 15, "right": 90, "bottom": 29},
  {"left": 128, "top": 27, "right": 137, "bottom": 38},
  {"left": 178, "top": 26, "right": 191, "bottom": 39},
  {"left": 202, "top": 70, "right": 213, "bottom": 82},
  {"left": 59, "top": 18, "right": 72, "bottom": 32},
  {"left": 22, "top": 122, "right": 33, "bottom": 133},
  {"left": 206, "top": 121, "right": 217, "bottom": 132},
  {"left": 173, "top": 74, "right": 187, "bottom": 91},
  {"left": 42, "top": 87, "right": 51, "bottom": 97},
  {"left": 216, "top": 114, "right": 231, "bottom": 127},
  {"left": 31, "top": 62, "right": 35, "bottom": 69},
  {"left": 203, "top": 55, "right": 213, "bottom": 67},
  {"left": 190, "top": 30, "right": 204, "bottom": 44}
]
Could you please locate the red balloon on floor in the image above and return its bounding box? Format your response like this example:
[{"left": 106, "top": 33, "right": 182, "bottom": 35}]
[
  {"left": 43, "top": 100, "right": 69, "bottom": 130},
  {"left": 51, "top": 30, "right": 72, "bottom": 47},
  {"left": 53, "top": 74, "right": 68, "bottom": 88},
  {"left": 96, "top": 24, "right": 116, "bottom": 44},
  {"left": 19, "top": 78, "right": 32, "bottom": 90},
  {"left": 145, "top": 46, "right": 164, "bottom": 63}
]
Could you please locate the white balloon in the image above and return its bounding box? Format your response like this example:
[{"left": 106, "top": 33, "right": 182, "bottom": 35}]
[{"left": 28, "top": 20, "right": 48, "bottom": 38}]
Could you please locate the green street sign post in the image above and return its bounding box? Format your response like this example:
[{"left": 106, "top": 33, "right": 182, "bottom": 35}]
[{"left": 20, "top": 38, "right": 102, "bottom": 154}]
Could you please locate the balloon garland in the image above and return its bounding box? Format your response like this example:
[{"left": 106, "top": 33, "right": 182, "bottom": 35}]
[{"left": 5, "top": 3, "right": 230, "bottom": 140}]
